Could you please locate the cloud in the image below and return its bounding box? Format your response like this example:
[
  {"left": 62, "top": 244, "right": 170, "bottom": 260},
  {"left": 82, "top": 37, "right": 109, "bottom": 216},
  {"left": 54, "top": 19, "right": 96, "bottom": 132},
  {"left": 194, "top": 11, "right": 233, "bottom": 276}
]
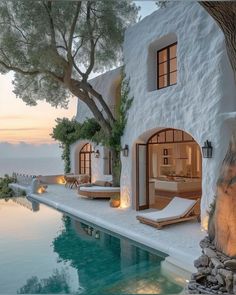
[{"left": 0, "top": 115, "right": 26, "bottom": 120}]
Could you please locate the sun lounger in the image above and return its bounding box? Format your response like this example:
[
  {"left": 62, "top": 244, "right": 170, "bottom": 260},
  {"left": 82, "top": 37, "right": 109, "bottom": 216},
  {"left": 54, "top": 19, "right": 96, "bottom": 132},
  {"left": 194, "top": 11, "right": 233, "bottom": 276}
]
[
  {"left": 78, "top": 181, "right": 120, "bottom": 199},
  {"left": 136, "top": 197, "right": 200, "bottom": 229}
]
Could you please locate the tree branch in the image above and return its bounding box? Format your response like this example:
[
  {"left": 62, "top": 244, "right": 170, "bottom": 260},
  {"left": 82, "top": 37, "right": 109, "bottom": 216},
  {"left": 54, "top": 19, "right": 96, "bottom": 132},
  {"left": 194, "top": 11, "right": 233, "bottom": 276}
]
[
  {"left": 68, "top": 1, "right": 81, "bottom": 52},
  {"left": 0, "top": 60, "right": 39, "bottom": 75},
  {"left": 71, "top": 56, "right": 85, "bottom": 77},
  {"left": 84, "top": 82, "right": 115, "bottom": 124},
  {"left": 68, "top": 79, "right": 112, "bottom": 134},
  {"left": 43, "top": 1, "right": 57, "bottom": 49},
  {"left": 84, "top": 2, "right": 95, "bottom": 80},
  {"left": 58, "top": 28, "right": 68, "bottom": 51},
  {"left": 0, "top": 58, "right": 63, "bottom": 83}
]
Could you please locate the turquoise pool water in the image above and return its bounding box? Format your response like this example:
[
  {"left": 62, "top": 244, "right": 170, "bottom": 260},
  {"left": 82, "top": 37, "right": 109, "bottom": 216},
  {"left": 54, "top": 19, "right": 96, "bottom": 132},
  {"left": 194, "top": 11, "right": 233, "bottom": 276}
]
[{"left": 0, "top": 197, "right": 183, "bottom": 294}]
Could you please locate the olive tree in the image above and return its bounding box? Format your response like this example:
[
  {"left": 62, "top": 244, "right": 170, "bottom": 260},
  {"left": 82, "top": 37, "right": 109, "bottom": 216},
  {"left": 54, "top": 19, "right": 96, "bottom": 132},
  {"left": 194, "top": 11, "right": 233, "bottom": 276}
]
[{"left": 0, "top": 0, "right": 138, "bottom": 186}]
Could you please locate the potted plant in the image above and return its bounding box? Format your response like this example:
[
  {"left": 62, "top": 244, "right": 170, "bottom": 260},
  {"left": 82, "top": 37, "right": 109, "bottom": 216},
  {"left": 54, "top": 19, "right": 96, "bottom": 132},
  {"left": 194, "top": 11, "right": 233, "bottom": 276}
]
[{"left": 109, "top": 194, "right": 120, "bottom": 208}]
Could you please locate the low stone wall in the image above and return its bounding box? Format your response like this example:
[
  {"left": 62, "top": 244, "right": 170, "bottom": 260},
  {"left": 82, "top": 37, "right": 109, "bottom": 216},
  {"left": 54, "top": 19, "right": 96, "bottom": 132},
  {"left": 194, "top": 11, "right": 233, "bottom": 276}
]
[
  {"left": 38, "top": 174, "right": 64, "bottom": 185},
  {"left": 9, "top": 183, "right": 30, "bottom": 195},
  {"left": 188, "top": 236, "right": 236, "bottom": 294},
  {"left": 14, "top": 173, "right": 35, "bottom": 186}
]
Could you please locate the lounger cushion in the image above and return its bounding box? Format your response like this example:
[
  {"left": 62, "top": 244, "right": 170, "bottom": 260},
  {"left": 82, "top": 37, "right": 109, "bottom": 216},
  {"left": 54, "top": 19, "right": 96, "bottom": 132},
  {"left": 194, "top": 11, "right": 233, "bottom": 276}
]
[
  {"left": 79, "top": 186, "right": 120, "bottom": 193},
  {"left": 137, "top": 197, "right": 196, "bottom": 222},
  {"left": 93, "top": 180, "right": 112, "bottom": 187}
]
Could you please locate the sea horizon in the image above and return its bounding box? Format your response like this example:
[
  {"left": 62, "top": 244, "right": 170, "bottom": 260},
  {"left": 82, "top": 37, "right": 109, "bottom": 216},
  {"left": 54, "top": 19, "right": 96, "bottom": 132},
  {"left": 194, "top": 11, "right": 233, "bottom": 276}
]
[{"left": 0, "top": 157, "right": 64, "bottom": 177}]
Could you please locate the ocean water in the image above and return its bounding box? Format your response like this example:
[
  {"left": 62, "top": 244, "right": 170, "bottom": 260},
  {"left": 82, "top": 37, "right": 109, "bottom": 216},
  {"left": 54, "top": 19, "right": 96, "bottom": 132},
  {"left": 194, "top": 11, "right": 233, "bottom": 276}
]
[{"left": 0, "top": 157, "right": 64, "bottom": 177}]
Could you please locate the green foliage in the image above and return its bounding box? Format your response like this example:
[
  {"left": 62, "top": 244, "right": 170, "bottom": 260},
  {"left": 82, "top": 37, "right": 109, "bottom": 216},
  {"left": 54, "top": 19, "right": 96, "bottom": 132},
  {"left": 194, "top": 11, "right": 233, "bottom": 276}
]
[
  {"left": 78, "top": 118, "right": 101, "bottom": 142},
  {"left": 0, "top": 0, "right": 139, "bottom": 107},
  {"left": 17, "top": 269, "right": 71, "bottom": 294},
  {"left": 51, "top": 74, "right": 132, "bottom": 176},
  {"left": 0, "top": 175, "right": 15, "bottom": 198},
  {"left": 108, "top": 73, "right": 133, "bottom": 151},
  {"left": 51, "top": 118, "right": 81, "bottom": 145},
  {"left": 62, "top": 144, "right": 71, "bottom": 174},
  {"left": 51, "top": 73, "right": 132, "bottom": 178},
  {"left": 51, "top": 117, "right": 101, "bottom": 173}
]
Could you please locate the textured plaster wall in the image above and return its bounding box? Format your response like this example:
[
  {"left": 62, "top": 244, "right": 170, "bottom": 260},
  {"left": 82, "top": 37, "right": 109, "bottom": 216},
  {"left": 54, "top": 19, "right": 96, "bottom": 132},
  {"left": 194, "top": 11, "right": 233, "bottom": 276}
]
[
  {"left": 121, "top": 2, "right": 236, "bottom": 219},
  {"left": 70, "top": 141, "right": 112, "bottom": 183},
  {"left": 75, "top": 68, "right": 121, "bottom": 123},
  {"left": 72, "top": 68, "right": 121, "bottom": 181},
  {"left": 72, "top": 2, "right": 236, "bottom": 222}
]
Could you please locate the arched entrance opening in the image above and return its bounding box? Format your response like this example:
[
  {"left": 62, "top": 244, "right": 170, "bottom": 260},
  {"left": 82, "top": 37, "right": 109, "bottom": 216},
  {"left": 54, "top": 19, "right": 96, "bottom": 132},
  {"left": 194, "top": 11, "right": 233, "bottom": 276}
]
[
  {"left": 136, "top": 128, "right": 202, "bottom": 210},
  {"left": 79, "top": 143, "right": 92, "bottom": 178}
]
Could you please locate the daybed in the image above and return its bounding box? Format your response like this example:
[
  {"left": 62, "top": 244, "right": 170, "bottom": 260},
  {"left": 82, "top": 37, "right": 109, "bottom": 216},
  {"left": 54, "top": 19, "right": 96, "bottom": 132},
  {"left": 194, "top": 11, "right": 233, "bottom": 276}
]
[
  {"left": 136, "top": 197, "right": 200, "bottom": 229},
  {"left": 78, "top": 180, "right": 120, "bottom": 199}
]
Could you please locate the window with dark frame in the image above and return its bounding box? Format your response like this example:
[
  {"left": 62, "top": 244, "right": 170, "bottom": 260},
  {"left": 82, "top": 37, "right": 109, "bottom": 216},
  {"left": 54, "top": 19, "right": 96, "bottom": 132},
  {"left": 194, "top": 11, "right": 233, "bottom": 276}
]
[
  {"left": 157, "top": 43, "right": 177, "bottom": 89},
  {"left": 104, "top": 148, "right": 112, "bottom": 175},
  {"left": 108, "top": 150, "right": 112, "bottom": 175},
  {"left": 79, "top": 143, "right": 92, "bottom": 177}
]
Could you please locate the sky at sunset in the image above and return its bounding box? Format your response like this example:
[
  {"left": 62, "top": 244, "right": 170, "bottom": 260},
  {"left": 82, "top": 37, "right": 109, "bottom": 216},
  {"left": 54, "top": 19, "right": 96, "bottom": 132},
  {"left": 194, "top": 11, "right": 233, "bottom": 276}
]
[
  {"left": 0, "top": 73, "right": 77, "bottom": 144},
  {"left": 0, "top": 1, "right": 156, "bottom": 147}
]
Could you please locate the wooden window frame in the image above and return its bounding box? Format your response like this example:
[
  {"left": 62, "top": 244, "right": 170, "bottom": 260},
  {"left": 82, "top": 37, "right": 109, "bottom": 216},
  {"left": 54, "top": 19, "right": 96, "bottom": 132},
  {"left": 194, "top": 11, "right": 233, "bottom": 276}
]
[
  {"left": 157, "top": 42, "right": 177, "bottom": 90},
  {"left": 148, "top": 128, "right": 194, "bottom": 145},
  {"left": 104, "top": 149, "right": 112, "bottom": 175},
  {"left": 108, "top": 150, "right": 112, "bottom": 175},
  {"left": 79, "top": 143, "right": 92, "bottom": 177}
]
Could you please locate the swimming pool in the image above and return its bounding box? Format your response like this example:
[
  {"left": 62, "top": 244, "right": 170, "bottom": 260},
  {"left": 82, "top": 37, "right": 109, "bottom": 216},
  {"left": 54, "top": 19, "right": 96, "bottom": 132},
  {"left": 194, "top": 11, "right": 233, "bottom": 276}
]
[{"left": 0, "top": 197, "right": 183, "bottom": 294}]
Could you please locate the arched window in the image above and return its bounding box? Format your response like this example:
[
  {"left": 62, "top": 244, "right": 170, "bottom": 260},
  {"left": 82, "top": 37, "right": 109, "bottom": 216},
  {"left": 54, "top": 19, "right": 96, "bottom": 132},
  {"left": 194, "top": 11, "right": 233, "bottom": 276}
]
[{"left": 79, "top": 143, "right": 92, "bottom": 177}]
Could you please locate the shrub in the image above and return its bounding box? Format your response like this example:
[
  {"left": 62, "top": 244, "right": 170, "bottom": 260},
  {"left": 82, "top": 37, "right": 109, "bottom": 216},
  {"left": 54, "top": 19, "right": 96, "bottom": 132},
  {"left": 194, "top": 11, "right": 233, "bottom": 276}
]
[{"left": 0, "top": 175, "right": 15, "bottom": 198}]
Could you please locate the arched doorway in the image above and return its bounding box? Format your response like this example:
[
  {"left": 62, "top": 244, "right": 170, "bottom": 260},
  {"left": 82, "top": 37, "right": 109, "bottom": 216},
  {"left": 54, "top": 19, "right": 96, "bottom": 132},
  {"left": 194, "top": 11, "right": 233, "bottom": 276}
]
[
  {"left": 79, "top": 143, "right": 92, "bottom": 178},
  {"left": 136, "top": 128, "right": 202, "bottom": 210}
]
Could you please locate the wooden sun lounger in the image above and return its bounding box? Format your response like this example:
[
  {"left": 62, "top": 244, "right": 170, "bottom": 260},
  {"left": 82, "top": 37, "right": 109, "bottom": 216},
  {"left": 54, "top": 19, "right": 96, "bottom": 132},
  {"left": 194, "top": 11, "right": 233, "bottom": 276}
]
[{"left": 137, "top": 197, "right": 200, "bottom": 229}]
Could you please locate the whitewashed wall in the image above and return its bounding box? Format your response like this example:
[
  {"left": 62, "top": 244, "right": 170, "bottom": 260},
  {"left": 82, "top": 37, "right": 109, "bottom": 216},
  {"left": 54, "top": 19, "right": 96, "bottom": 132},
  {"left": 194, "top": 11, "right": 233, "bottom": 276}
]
[
  {"left": 70, "top": 141, "right": 112, "bottom": 183},
  {"left": 71, "top": 2, "right": 236, "bottom": 223},
  {"left": 121, "top": 2, "right": 236, "bottom": 220},
  {"left": 71, "top": 68, "right": 121, "bottom": 181}
]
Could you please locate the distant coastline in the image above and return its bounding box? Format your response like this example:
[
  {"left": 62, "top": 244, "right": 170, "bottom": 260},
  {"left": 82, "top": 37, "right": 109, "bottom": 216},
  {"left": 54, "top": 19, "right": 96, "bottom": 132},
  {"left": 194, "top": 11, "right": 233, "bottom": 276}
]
[{"left": 0, "top": 157, "right": 64, "bottom": 177}]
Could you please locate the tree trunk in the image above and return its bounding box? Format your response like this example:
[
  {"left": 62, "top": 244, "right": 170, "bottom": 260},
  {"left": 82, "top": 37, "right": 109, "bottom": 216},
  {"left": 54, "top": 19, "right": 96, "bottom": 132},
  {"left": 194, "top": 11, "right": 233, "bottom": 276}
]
[
  {"left": 111, "top": 149, "right": 121, "bottom": 187},
  {"left": 198, "top": 2, "right": 236, "bottom": 257},
  {"left": 200, "top": 2, "right": 236, "bottom": 82},
  {"left": 68, "top": 79, "right": 122, "bottom": 185},
  {"left": 209, "top": 133, "right": 236, "bottom": 257}
]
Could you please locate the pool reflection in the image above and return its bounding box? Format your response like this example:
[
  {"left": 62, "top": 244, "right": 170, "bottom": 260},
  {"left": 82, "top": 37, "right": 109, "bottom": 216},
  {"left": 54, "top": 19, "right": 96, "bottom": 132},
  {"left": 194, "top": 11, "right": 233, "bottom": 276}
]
[{"left": 0, "top": 198, "right": 183, "bottom": 294}]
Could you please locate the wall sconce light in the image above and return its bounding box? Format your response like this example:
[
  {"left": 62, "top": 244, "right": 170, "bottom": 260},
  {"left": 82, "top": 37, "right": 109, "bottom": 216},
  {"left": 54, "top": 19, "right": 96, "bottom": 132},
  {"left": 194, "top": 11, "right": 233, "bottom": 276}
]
[
  {"left": 202, "top": 140, "right": 213, "bottom": 158},
  {"left": 94, "top": 149, "right": 100, "bottom": 158},
  {"left": 122, "top": 145, "right": 129, "bottom": 157}
]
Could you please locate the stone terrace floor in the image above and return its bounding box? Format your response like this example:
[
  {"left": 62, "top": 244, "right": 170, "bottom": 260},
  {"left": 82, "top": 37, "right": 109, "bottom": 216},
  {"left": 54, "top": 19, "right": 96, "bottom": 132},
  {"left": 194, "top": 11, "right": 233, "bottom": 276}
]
[{"left": 29, "top": 184, "right": 205, "bottom": 274}]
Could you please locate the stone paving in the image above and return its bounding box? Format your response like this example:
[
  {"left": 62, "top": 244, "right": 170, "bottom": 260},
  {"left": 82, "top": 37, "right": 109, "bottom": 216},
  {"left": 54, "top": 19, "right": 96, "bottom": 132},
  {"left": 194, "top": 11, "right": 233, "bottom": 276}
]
[{"left": 28, "top": 184, "right": 205, "bottom": 273}]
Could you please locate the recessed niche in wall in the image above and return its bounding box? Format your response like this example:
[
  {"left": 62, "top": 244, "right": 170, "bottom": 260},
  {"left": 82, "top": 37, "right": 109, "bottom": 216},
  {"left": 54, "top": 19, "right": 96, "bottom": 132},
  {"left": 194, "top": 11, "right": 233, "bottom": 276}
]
[{"left": 147, "top": 33, "right": 177, "bottom": 92}]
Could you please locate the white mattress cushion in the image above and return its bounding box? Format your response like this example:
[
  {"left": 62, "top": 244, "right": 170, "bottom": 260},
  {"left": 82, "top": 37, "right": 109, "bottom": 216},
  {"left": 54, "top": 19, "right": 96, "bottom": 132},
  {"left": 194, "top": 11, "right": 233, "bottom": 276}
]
[
  {"left": 79, "top": 186, "right": 120, "bottom": 193},
  {"left": 137, "top": 197, "right": 196, "bottom": 222}
]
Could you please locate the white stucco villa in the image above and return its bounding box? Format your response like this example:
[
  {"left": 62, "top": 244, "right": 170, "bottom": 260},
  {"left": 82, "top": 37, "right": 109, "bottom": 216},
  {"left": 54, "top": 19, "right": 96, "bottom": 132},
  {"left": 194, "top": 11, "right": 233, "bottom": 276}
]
[{"left": 70, "top": 2, "right": 236, "bottom": 227}]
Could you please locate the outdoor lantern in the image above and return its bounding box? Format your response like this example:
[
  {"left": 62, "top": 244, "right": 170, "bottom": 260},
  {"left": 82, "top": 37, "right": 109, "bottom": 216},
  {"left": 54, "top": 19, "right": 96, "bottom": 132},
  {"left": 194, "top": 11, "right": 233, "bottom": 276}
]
[
  {"left": 122, "top": 145, "right": 129, "bottom": 157},
  {"left": 202, "top": 140, "right": 213, "bottom": 158},
  {"left": 94, "top": 149, "right": 100, "bottom": 158}
]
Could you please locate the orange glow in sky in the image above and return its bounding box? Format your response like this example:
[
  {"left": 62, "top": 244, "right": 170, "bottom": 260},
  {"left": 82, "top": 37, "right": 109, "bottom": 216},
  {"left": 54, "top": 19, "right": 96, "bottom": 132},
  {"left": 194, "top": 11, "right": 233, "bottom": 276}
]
[
  {"left": 0, "top": 73, "right": 77, "bottom": 144},
  {"left": 0, "top": 3, "right": 157, "bottom": 146}
]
